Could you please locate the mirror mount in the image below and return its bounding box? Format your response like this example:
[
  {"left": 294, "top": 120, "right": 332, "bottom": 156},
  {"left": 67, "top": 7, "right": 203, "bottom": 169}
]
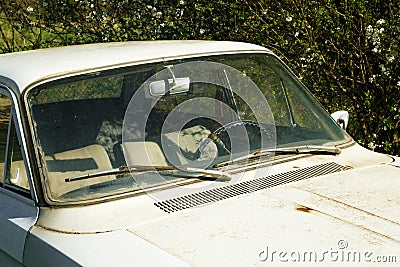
[{"left": 165, "top": 65, "right": 177, "bottom": 87}]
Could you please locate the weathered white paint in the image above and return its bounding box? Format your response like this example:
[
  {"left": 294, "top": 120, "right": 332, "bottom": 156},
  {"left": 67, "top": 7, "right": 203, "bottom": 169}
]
[
  {"left": 0, "top": 189, "right": 38, "bottom": 264},
  {"left": 30, "top": 144, "right": 400, "bottom": 265}
]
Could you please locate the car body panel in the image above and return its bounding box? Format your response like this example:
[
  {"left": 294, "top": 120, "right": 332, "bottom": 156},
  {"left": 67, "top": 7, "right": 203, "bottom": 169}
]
[
  {"left": 24, "top": 143, "right": 400, "bottom": 266},
  {"left": 128, "top": 184, "right": 400, "bottom": 267},
  {"left": 26, "top": 144, "right": 400, "bottom": 266},
  {"left": 24, "top": 227, "right": 189, "bottom": 267},
  {"left": 125, "top": 148, "right": 400, "bottom": 266},
  {"left": 0, "top": 189, "right": 38, "bottom": 263}
]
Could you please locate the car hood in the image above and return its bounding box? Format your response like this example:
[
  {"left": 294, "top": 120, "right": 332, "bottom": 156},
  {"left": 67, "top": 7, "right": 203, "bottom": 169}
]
[
  {"left": 33, "top": 144, "right": 400, "bottom": 266},
  {"left": 126, "top": 154, "right": 400, "bottom": 266}
]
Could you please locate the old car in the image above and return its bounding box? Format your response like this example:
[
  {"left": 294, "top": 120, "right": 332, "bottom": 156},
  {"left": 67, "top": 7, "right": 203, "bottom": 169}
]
[{"left": 0, "top": 41, "right": 399, "bottom": 266}]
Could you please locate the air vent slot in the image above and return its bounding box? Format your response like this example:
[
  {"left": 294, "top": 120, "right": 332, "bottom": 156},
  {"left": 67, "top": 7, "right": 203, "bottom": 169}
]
[{"left": 155, "top": 162, "right": 350, "bottom": 213}]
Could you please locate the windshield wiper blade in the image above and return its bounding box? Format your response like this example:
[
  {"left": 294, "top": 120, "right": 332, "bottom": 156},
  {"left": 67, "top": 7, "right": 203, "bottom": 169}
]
[
  {"left": 65, "top": 165, "right": 231, "bottom": 183},
  {"left": 257, "top": 145, "right": 341, "bottom": 156},
  {"left": 214, "top": 145, "right": 341, "bottom": 168}
]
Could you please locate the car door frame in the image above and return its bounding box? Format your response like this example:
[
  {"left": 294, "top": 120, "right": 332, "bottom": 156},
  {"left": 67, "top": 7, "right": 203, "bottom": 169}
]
[{"left": 0, "top": 85, "right": 39, "bottom": 265}]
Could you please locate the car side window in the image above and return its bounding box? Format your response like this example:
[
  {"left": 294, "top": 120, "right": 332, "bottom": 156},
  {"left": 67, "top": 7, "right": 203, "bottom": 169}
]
[
  {"left": 7, "top": 121, "right": 30, "bottom": 190},
  {"left": 0, "top": 93, "right": 30, "bottom": 192},
  {"left": 0, "top": 94, "right": 11, "bottom": 184}
]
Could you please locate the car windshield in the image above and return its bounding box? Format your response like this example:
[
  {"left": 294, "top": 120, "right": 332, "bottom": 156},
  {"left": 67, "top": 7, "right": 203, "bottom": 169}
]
[{"left": 27, "top": 53, "right": 349, "bottom": 203}]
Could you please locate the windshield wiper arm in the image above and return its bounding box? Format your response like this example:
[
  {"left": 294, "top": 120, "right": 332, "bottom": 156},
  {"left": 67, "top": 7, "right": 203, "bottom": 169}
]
[
  {"left": 65, "top": 165, "right": 231, "bottom": 183},
  {"left": 214, "top": 145, "right": 341, "bottom": 168}
]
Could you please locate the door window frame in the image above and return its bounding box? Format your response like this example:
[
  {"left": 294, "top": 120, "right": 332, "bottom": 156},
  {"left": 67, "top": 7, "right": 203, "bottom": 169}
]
[{"left": 0, "top": 86, "right": 37, "bottom": 202}]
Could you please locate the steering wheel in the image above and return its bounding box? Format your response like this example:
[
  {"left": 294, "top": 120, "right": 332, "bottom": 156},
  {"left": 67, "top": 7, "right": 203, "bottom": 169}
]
[{"left": 203, "top": 120, "right": 273, "bottom": 157}]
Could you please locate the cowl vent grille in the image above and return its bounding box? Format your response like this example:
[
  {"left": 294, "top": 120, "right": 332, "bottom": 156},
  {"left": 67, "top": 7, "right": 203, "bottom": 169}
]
[{"left": 154, "top": 162, "right": 350, "bottom": 213}]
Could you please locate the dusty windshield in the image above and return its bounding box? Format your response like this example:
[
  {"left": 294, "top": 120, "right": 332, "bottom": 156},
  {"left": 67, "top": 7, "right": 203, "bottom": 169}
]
[{"left": 28, "top": 53, "right": 348, "bottom": 203}]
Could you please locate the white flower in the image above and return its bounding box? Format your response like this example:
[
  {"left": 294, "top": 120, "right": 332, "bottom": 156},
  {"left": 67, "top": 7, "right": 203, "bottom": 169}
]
[
  {"left": 199, "top": 29, "right": 205, "bottom": 34},
  {"left": 388, "top": 55, "right": 395, "bottom": 62},
  {"left": 397, "top": 81, "right": 400, "bottom": 87},
  {"left": 368, "top": 142, "right": 376, "bottom": 150},
  {"left": 179, "top": 0, "right": 185, "bottom": 4},
  {"left": 27, "top": 6, "right": 34, "bottom": 12},
  {"left": 366, "top": 25, "right": 373, "bottom": 38},
  {"left": 286, "top": 16, "right": 293, "bottom": 22},
  {"left": 372, "top": 36, "right": 380, "bottom": 46},
  {"left": 294, "top": 32, "right": 299, "bottom": 37},
  {"left": 377, "top": 19, "right": 385, "bottom": 25},
  {"left": 370, "top": 74, "right": 379, "bottom": 82}
]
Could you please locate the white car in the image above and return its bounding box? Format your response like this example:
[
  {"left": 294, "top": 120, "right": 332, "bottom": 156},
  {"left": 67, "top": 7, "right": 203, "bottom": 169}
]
[{"left": 0, "top": 41, "right": 399, "bottom": 266}]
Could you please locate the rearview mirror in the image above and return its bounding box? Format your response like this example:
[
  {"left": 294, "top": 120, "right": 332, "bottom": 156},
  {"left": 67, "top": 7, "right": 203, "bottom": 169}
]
[
  {"left": 331, "top": 110, "right": 349, "bottom": 130},
  {"left": 148, "top": 77, "right": 190, "bottom": 97}
]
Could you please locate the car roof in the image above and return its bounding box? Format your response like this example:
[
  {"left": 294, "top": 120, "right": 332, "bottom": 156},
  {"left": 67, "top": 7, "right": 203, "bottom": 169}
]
[{"left": 0, "top": 40, "right": 269, "bottom": 94}]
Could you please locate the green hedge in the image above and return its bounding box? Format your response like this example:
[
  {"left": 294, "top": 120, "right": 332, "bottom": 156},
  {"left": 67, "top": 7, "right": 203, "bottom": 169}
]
[{"left": 1, "top": 0, "right": 399, "bottom": 155}]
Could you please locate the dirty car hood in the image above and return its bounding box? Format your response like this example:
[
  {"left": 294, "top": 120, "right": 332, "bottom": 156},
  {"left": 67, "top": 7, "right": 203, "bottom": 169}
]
[{"left": 128, "top": 162, "right": 400, "bottom": 266}]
